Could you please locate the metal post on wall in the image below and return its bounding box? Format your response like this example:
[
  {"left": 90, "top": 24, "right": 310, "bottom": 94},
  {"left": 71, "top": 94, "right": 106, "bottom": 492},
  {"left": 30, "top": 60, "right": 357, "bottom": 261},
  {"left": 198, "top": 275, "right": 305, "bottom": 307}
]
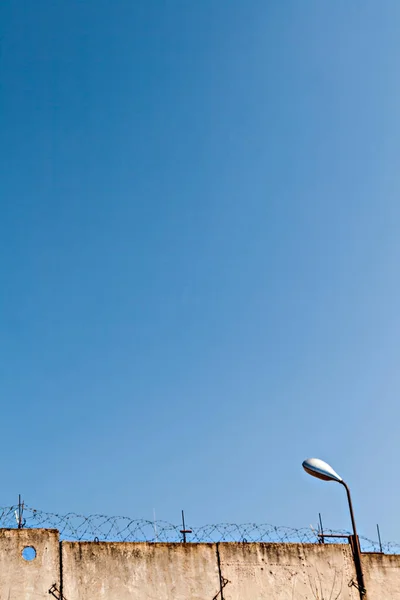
[
  {"left": 180, "top": 510, "right": 192, "bottom": 543},
  {"left": 340, "top": 481, "right": 366, "bottom": 597},
  {"left": 302, "top": 459, "right": 367, "bottom": 599}
]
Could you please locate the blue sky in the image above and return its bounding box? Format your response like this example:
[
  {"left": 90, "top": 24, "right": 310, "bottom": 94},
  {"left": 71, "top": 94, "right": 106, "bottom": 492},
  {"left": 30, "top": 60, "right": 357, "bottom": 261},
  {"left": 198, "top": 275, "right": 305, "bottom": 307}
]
[{"left": 1, "top": 0, "right": 400, "bottom": 543}]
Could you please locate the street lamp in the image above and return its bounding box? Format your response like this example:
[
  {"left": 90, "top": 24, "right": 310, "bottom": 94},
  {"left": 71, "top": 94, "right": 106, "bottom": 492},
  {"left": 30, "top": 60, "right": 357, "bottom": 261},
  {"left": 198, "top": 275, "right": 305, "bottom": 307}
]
[{"left": 302, "top": 458, "right": 366, "bottom": 597}]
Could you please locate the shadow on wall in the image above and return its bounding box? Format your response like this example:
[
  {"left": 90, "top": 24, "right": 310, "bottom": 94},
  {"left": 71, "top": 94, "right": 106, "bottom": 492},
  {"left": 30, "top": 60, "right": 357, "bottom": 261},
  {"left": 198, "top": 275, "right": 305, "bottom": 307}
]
[{"left": 306, "top": 567, "right": 343, "bottom": 600}]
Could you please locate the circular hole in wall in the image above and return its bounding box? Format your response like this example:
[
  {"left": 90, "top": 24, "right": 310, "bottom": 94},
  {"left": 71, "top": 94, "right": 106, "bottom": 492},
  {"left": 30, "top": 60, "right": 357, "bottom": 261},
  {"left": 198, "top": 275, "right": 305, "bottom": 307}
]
[{"left": 22, "top": 546, "right": 36, "bottom": 561}]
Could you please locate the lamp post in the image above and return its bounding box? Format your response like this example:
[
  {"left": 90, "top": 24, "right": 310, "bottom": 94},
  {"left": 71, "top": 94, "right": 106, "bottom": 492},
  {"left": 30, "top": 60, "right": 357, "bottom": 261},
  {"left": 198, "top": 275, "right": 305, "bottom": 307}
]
[{"left": 302, "top": 458, "right": 366, "bottom": 597}]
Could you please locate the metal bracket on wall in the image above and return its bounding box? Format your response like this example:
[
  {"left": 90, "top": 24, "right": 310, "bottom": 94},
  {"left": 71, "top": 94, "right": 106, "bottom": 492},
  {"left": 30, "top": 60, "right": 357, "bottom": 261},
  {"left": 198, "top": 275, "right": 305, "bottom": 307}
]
[
  {"left": 212, "top": 577, "right": 230, "bottom": 600},
  {"left": 49, "top": 583, "right": 67, "bottom": 600},
  {"left": 348, "top": 578, "right": 366, "bottom": 596}
]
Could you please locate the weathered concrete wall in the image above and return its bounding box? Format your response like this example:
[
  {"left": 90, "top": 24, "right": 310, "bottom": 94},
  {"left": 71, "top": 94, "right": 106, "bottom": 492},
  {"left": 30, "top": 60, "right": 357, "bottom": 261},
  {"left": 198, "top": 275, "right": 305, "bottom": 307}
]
[
  {"left": 1, "top": 529, "right": 400, "bottom": 599},
  {"left": 62, "top": 541, "right": 220, "bottom": 600},
  {"left": 0, "top": 529, "right": 59, "bottom": 600},
  {"left": 363, "top": 553, "right": 400, "bottom": 600},
  {"left": 219, "top": 542, "right": 358, "bottom": 599}
]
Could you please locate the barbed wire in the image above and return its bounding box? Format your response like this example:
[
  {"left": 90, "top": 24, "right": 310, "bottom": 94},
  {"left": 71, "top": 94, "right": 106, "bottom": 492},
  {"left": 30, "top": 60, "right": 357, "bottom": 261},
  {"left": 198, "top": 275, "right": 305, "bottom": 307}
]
[{"left": 0, "top": 505, "right": 399, "bottom": 554}]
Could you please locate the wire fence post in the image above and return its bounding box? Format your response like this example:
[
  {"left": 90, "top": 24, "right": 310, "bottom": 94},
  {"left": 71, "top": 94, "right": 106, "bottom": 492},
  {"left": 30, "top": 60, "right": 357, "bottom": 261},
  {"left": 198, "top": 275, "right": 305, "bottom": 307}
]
[
  {"left": 377, "top": 524, "right": 383, "bottom": 553},
  {"left": 180, "top": 510, "right": 192, "bottom": 543},
  {"left": 318, "top": 513, "right": 324, "bottom": 544}
]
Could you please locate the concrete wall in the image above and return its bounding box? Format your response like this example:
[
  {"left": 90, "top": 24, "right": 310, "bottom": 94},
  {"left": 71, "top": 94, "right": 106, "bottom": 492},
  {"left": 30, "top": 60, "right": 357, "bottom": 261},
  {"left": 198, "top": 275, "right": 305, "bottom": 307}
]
[
  {"left": 219, "top": 542, "right": 358, "bottom": 600},
  {"left": 0, "top": 529, "right": 59, "bottom": 600},
  {"left": 62, "top": 542, "right": 220, "bottom": 600},
  {"left": 1, "top": 528, "right": 400, "bottom": 599},
  {"left": 363, "top": 553, "right": 400, "bottom": 600}
]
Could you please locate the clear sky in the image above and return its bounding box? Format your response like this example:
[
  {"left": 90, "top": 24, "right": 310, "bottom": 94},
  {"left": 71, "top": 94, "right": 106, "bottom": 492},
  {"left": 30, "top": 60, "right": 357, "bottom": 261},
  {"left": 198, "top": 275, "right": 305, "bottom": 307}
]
[{"left": 1, "top": 0, "right": 400, "bottom": 543}]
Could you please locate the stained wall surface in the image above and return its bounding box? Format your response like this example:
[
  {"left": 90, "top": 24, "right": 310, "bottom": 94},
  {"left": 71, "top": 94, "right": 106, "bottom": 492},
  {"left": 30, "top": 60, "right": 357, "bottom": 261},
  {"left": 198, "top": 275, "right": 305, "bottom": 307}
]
[
  {"left": 0, "top": 529, "right": 59, "bottom": 600},
  {"left": 61, "top": 541, "right": 220, "bottom": 600},
  {"left": 363, "top": 553, "right": 400, "bottom": 600},
  {"left": 1, "top": 529, "right": 400, "bottom": 599},
  {"left": 218, "top": 542, "right": 358, "bottom": 600}
]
